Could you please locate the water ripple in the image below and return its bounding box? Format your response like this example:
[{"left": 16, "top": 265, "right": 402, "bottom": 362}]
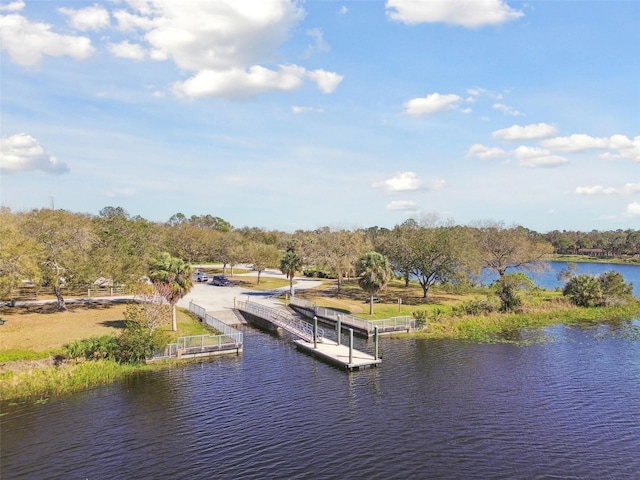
[{"left": 2, "top": 326, "right": 640, "bottom": 479}]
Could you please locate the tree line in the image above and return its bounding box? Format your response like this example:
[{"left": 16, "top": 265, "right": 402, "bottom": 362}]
[{"left": 1, "top": 206, "right": 638, "bottom": 309}]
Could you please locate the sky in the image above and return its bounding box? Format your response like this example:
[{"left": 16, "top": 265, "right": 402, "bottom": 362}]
[{"left": 0, "top": 0, "right": 638, "bottom": 233}]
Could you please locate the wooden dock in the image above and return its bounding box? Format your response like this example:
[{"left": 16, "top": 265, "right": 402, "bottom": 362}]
[{"left": 294, "top": 339, "right": 381, "bottom": 371}]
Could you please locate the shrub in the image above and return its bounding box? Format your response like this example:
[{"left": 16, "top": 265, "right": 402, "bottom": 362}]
[
  {"left": 493, "top": 273, "right": 534, "bottom": 312},
  {"left": 563, "top": 271, "right": 633, "bottom": 307},
  {"left": 412, "top": 309, "right": 429, "bottom": 329},
  {"left": 117, "top": 323, "right": 169, "bottom": 364},
  {"left": 451, "top": 299, "right": 496, "bottom": 316},
  {"left": 64, "top": 335, "right": 120, "bottom": 361},
  {"left": 563, "top": 274, "right": 603, "bottom": 307},
  {"left": 599, "top": 271, "right": 633, "bottom": 305}
]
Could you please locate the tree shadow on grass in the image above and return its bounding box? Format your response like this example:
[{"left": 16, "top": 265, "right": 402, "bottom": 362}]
[
  {"left": 0, "top": 300, "right": 128, "bottom": 316},
  {"left": 100, "top": 320, "right": 127, "bottom": 330}
]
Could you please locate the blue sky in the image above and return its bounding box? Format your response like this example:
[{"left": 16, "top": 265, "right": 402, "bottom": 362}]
[{"left": 1, "top": 0, "right": 638, "bottom": 232}]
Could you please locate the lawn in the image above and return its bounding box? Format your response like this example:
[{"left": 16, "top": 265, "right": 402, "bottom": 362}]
[{"left": 0, "top": 301, "right": 211, "bottom": 362}]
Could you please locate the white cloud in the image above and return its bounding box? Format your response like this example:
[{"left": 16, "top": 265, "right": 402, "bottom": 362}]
[
  {"left": 0, "top": 133, "right": 70, "bottom": 175},
  {"left": 467, "top": 87, "right": 503, "bottom": 99},
  {"left": 292, "top": 106, "right": 323, "bottom": 114},
  {"left": 121, "top": 0, "right": 303, "bottom": 72},
  {"left": 386, "top": 0, "right": 523, "bottom": 27},
  {"left": 513, "top": 146, "right": 568, "bottom": 168},
  {"left": 305, "top": 28, "right": 329, "bottom": 57},
  {"left": 624, "top": 182, "right": 640, "bottom": 194},
  {"left": 174, "top": 65, "right": 307, "bottom": 98},
  {"left": 338, "top": 6, "right": 349, "bottom": 15},
  {"left": 373, "top": 172, "right": 424, "bottom": 193},
  {"left": 428, "top": 177, "right": 447, "bottom": 190},
  {"left": 575, "top": 182, "right": 640, "bottom": 196},
  {"left": 0, "top": 1, "right": 24, "bottom": 12},
  {"left": 108, "top": 40, "right": 146, "bottom": 60},
  {"left": 541, "top": 134, "right": 610, "bottom": 152},
  {"left": 466, "top": 144, "right": 508, "bottom": 160},
  {"left": 575, "top": 186, "right": 619, "bottom": 195},
  {"left": 608, "top": 135, "right": 640, "bottom": 162},
  {"left": 106, "top": 186, "right": 136, "bottom": 198},
  {"left": 0, "top": 14, "right": 95, "bottom": 67},
  {"left": 492, "top": 123, "right": 557, "bottom": 141},
  {"left": 387, "top": 200, "right": 419, "bottom": 212},
  {"left": 113, "top": 9, "right": 155, "bottom": 31},
  {"left": 404, "top": 93, "right": 462, "bottom": 116},
  {"left": 492, "top": 103, "right": 522, "bottom": 116},
  {"left": 59, "top": 4, "right": 110, "bottom": 32},
  {"left": 108, "top": 1, "right": 342, "bottom": 98},
  {"left": 308, "top": 69, "right": 344, "bottom": 94},
  {"left": 624, "top": 201, "right": 640, "bottom": 217}
]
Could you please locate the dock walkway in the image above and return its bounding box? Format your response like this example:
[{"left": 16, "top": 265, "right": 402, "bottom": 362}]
[{"left": 236, "top": 300, "right": 380, "bottom": 370}]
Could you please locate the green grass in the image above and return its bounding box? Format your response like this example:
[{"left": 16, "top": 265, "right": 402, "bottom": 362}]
[
  {"left": 0, "top": 304, "right": 221, "bottom": 404},
  {"left": 0, "top": 359, "right": 172, "bottom": 403},
  {"left": 296, "top": 278, "right": 640, "bottom": 343},
  {"left": 0, "top": 349, "right": 55, "bottom": 363}
]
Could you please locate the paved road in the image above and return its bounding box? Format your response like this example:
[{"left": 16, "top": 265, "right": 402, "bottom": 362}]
[{"left": 177, "top": 269, "right": 322, "bottom": 313}]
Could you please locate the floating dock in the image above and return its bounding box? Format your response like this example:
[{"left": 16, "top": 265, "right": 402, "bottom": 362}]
[
  {"left": 237, "top": 300, "right": 381, "bottom": 371},
  {"left": 294, "top": 339, "right": 381, "bottom": 371}
]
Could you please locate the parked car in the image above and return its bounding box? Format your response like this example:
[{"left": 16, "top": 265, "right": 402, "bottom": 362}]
[
  {"left": 210, "top": 275, "right": 232, "bottom": 286},
  {"left": 195, "top": 271, "right": 209, "bottom": 282}
]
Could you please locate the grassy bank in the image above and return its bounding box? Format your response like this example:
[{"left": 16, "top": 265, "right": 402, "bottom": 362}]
[
  {"left": 0, "top": 303, "right": 213, "bottom": 403},
  {"left": 407, "top": 301, "right": 640, "bottom": 343},
  {"left": 297, "top": 278, "right": 640, "bottom": 343}
]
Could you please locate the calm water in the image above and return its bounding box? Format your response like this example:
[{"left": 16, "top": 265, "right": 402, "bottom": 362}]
[
  {"left": 480, "top": 261, "right": 640, "bottom": 296},
  {"left": 2, "top": 321, "right": 640, "bottom": 479}
]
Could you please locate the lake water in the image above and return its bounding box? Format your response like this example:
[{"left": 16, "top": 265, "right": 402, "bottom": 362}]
[
  {"left": 479, "top": 261, "right": 640, "bottom": 296},
  {"left": 2, "top": 319, "right": 640, "bottom": 479}
]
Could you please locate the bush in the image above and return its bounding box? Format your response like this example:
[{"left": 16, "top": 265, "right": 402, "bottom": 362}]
[
  {"left": 493, "top": 273, "right": 534, "bottom": 312},
  {"left": 64, "top": 335, "right": 120, "bottom": 361},
  {"left": 563, "top": 274, "right": 603, "bottom": 307},
  {"left": 451, "top": 299, "right": 496, "bottom": 316},
  {"left": 563, "top": 271, "right": 633, "bottom": 307},
  {"left": 117, "top": 323, "right": 170, "bottom": 364},
  {"left": 412, "top": 309, "right": 429, "bottom": 329},
  {"left": 599, "top": 271, "right": 633, "bottom": 305}
]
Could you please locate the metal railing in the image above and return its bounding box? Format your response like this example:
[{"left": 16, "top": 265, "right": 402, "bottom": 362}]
[
  {"left": 150, "top": 302, "right": 244, "bottom": 360},
  {"left": 188, "top": 302, "right": 238, "bottom": 336},
  {"left": 237, "top": 300, "right": 324, "bottom": 342},
  {"left": 290, "top": 297, "right": 416, "bottom": 334}
]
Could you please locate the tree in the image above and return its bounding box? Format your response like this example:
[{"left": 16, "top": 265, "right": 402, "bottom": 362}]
[
  {"left": 0, "top": 209, "right": 42, "bottom": 300},
  {"left": 280, "top": 250, "right": 303, "bottom": 295},
  {"left": 92, "top": 207, "right": 159, "bottom": 288},
  {"left": 19, "top": 209, "right": 96, "bottom": 310},
  {"left": 356, "top": 252, "right": 393, "bottom": 315},
  {"left": 379, "top": 219, "right": 418, "bottom": 288},
  {"left": 245, "top": 242, "right": 281, "bottom": 285},
  {"left": 476, "top": 221, "right": 553, "bottom": 277},
  {"left": 148, "top": 252, "right": 193, "bottom": 331},
  {"left": 408, "top": 220, "right": 474, "bottom": 299},
  {"left": 311, "top": 227, "right": 371, "bottom": 293}
]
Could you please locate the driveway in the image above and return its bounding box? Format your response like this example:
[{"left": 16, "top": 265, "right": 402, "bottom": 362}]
[{"left": 177, "top": 269, "right": 322, "bottom": 313}]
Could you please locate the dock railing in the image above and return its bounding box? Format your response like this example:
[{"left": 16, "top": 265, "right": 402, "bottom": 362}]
[
  {"left": 237, "top": 300, "right": 324, "bottom": 342},
  {"left": 289, "top": 297, "right": 415, "bottom": 335},
  {"left": 150, "top": 302, "right": 243, "bottom": 360},
  {"left": 188, "top": 301, "right": 239, "bottom": 336}
]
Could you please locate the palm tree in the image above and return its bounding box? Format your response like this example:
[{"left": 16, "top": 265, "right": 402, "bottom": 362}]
[
  {"left": 148, "top": 252, "right": 193, "bottom": 331},
  {"left": 280, "top": 250, "right": 303, "bottom": 296},
  {"left": 357, "top": 252, "right": 393, "bottom": 315}
]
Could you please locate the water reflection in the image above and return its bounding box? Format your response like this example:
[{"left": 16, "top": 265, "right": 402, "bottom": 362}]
[{"left": 2, "top": 324, "right": 639, "bottom": 479}]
